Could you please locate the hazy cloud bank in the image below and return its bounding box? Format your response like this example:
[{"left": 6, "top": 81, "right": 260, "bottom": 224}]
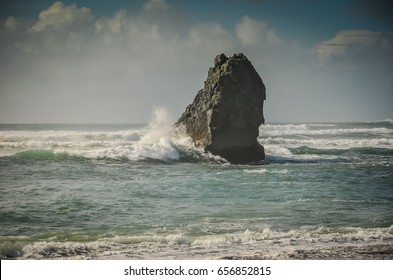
[{"left": 0, "top": 0, "right": 392, "bottom": 123}]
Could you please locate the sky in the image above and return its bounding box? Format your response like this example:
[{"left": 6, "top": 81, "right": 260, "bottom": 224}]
[{"left": 0, "top": 0, "right": 392, "bottom": 123}]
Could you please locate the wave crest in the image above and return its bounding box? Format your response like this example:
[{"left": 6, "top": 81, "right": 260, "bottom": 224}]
[
  {"left": 2, "top": 118, "right": 392, "bottom": 164},
  {"left": 0, "top": 108, "right": 216, "bottom": 163},
  {"left": 4, "top": 225, "right": 392, "bottom": 259}
]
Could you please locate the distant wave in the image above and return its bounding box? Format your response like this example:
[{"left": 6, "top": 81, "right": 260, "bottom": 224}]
[
  {"left": 243, "top": 168, "right": 288, "bottom": 174},
  {"left": 9, "top": 144, "right": 392, "bottom": 165},
  {"left": 289, "top": 146, "right": 393, "bottom": 156},
  {"left": 260, "top": 124, "right": 393, "bottom": 137},
  {"left": 12, "top": 149, "right": 83, "bottom": 161},
  {"left": 1, "top": 114, "right": 392, "bottom": 164},
  {"left": 257, "top": 120, "right": 393, "bottom": 165},
  {"left": 367, "top": 119, "right": 393, "bottom": 126}
]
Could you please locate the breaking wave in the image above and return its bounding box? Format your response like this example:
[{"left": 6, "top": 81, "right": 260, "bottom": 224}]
[
  {"left": 260, "top": 122, "right": 393, "bottom": 137},
  {"left": 257, "top": 121, "right": 393, "bottom": 165},
  {"left": 0, "top": 108, "right": 207, "bottom": 163},
  {"left": 1, "top": 115, "right": 392, "bottom": 165},
  {"left": 2, "top": 225, "right": 392, "bottom": 259}
]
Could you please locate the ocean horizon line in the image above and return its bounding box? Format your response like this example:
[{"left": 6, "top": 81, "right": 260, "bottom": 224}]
[{"left": 0, "top": 119, "right": 392, "bottom": 125}]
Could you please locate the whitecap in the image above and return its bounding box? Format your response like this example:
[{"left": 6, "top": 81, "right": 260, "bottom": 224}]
[{"left": 243, "top": 168, "right": 288, "bottom": 174}]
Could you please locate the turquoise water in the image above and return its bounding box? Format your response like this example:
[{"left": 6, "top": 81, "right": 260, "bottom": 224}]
[{"left": 1, "top": 116, "right": 393, "bottom": 259}]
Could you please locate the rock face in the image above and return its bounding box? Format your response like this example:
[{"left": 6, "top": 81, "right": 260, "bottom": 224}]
[{"left": 176, "top": 53, "right": 266, "bottom": 163}]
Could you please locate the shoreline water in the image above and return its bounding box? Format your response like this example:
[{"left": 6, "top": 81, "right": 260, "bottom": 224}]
[
  {"left": 217, "top": 245, "right": 393, "bottom": 260},
  {"left": 95, "top": 243, "right": 393, "bottom": 260},
  {"left": 7, "top": 241, "right": 393, "bottom": 260},
  {"left": 4, "top": 225, "right": 392, "bottom": 260}
]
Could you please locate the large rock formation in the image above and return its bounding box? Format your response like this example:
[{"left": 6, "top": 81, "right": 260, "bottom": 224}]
[{"left": 175, "top": 53, "right": 266, "bottom": 164}]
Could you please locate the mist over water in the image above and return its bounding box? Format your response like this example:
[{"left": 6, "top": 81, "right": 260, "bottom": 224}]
[{"left": 0, "top": 111, "right": 392, "bottom": 259}]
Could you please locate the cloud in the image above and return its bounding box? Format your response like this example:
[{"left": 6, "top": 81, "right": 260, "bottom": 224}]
[
  {"left": 1, "top": 3, "right": 282, "bottom": 61},
  {"left": 1, "top": 1, "right": 391, "bottom": 123},
  {"left": 30, "top": 1, "right": 94, "bottom": 33},
  {"left": 3, "top": 2, "right": 95, "bottom": 53},
  {"left": 142, "top": 0, "right": 170, "bottom": 12},
  {"left": 314, "top": 30, "right": 393, "bottom": 66},
  {"left": 312, "top": 29, "right": 393, "bottom": 121},
  {"left": 95, "top": 9, "right": 127, "bottom": 34},
  {"left": 235, "top": 16, "right": 282, "bottom": 47},
  {"left": 188, "top": 22, "right": 235, "bottom": 56},
  {"left": 0, "top": 1, "right": 211, "bottom": 122},
  {"left": 4, "top": 16, "right": 23, "bottom": 32}
]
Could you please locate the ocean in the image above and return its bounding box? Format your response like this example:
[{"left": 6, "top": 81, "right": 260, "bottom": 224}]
[{"left": 1, "top": 111, "right": 393, "bottom": 259}]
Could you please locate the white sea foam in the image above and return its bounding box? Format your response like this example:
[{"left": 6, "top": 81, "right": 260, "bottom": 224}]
[
  {"left": 133, "top": 136, "right": 180, "bottom": 161},
  {"left": 16, "top": 225, "right": 393, "bottom": 259},
  {"left": 260, "top": 124, "right": 310, "bottom": 136},
  {"left": 260, "top": 123, "right": 393, "bottom": 137},
  {"left": 261, "top": 137, "right": 393, "bottom": 149},
  {"left": 243, "top": 168, "right": 288, "bottom": 174}
]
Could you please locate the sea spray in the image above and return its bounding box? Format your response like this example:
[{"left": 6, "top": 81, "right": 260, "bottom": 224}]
[
  {"left": 139, "top": 107, "right": 175, "bottom": 145},
  {"left": 133, "top": 107, "right": 207, "bottom": 162},
  {"left": 133, "top": 107, "right": 180, "bottom": 161}
]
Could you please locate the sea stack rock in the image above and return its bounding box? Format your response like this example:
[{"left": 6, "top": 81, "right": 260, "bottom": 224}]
[{"left": 176, "top": 53, "right": 266, "bottom": 163}]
